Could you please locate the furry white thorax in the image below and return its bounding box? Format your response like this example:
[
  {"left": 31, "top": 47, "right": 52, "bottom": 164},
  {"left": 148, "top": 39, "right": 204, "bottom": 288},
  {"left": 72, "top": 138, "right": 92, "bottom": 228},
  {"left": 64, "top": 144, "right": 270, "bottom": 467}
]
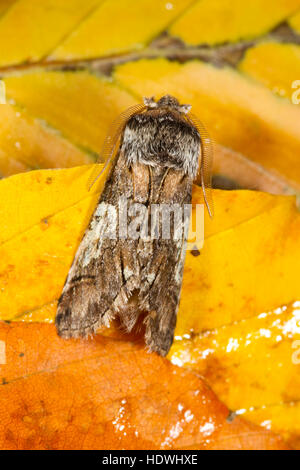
[{"left": 121, "top": 118, "right": 200, "bottom": 179}]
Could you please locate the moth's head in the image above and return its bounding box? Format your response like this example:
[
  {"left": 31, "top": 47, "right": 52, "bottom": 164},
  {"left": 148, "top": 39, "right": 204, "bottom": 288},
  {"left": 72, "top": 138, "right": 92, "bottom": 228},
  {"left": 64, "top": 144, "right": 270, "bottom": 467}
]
[
  {"left": 143, "top": 95, "right": 192, "bottom": 115},
  {"left": 121, "top": 95, "right": 200, "bottom": 179}
]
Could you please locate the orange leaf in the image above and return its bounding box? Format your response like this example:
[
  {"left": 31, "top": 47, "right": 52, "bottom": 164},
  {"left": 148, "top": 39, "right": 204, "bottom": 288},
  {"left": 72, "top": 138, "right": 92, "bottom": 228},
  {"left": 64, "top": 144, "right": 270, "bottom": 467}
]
[{"left": 0, "top": 322, "right": 288, "bottom": 450}]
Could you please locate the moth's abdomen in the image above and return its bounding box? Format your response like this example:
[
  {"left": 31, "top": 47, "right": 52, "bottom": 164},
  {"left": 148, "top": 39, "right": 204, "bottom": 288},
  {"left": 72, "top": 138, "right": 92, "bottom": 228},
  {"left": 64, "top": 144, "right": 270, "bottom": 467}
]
[{"left": 121, "top": 112, "right": 200, "bottom": 179}]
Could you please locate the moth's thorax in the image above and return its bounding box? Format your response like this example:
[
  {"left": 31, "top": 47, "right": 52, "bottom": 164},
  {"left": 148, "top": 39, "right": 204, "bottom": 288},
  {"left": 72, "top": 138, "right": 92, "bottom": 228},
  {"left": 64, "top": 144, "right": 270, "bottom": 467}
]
[{"left": 120, "top": 109, "right": 200, "bottom": 179}]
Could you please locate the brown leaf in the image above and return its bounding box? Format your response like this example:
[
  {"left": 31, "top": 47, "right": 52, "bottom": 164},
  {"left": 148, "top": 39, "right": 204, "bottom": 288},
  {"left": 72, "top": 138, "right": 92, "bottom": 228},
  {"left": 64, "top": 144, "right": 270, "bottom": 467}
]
[{"left": 0, "top": 322, "right": 289, "bottom": 450}]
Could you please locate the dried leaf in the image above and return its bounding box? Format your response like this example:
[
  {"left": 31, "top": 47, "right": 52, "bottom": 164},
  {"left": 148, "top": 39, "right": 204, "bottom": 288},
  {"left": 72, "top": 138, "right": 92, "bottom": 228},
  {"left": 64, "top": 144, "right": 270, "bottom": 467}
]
[
  {"left": 0, "top": 0, "right": 15, "bottom": 17},
  {"left": 0, "top": 0, "right": 102, "bottom": 67},
  {"left": 50, "top": 0, "right": 194, "bottom": 61},
  {"left": 169, "top": 301, "right": 300, "bottom": 448},
  {"left": 4, "top": 71, "right": 137, "bottom": 154},
  {"left": 0, "top": 104, "right": 90, "bottom": 176},
  {"left": 289, "top": 9, "right": 300, "bottom": 32},
  {"left": 169, "top": 0, "right": 300, "bottom": 45},
  {"left": 0, "top": 322, "right": 288, "bottom": 449},
  {"left": 239, "top": 42, "right": 300, "bottom": 100},
  {"left": 213, "top": 143, "right": 299, "bottom": 194}
]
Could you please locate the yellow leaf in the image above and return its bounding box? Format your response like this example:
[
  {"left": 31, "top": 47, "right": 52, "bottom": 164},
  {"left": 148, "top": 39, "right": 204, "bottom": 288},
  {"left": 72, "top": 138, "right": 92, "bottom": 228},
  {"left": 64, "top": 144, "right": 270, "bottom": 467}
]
[
  {"left": 239, "top": 42, "right": 300, "bottom": 100},
  {"left": 50, "top": 0, "right": 194, "bottom": 61},
  {"left": 0, "top": 165, "right": 102, "bottom": 320},
  {"left": 169, "top": 300, "right": 300, "bottom": 447},
  {"left": 178, "top": 191, "right": 300, "bottom": 333},
  {"left": 169, "top": 0, "right": 300, "bottom": 45},
  {"left": 171, "top": 301, "right": 300, "bottom": 407},
  {"left": 289, "top": 8, "right": 300, "bottom": 32},
  {"left": 114, "top": 58, "right": 300, "bottom": 184},
  {"left": 4, "top": 70, "right": 137, "bottom": 154},
  {"left": 0, "top": 0, "right": 103, "bottom": 67},
  {"left": 0, "top": 104, "right": 90, "bottom": 176},
  {"left": 244, "top": 401, "right": 300, "bottom": 449}
]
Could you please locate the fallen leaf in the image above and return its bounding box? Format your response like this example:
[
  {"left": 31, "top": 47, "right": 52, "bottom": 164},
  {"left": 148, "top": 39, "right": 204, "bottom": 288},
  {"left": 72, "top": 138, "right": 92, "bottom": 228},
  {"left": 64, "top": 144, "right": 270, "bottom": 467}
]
[
  {"left": 0, "top": 0, "right": 15, "bottom": 17},
  {"left": 0, "top": 0, "right": 102, "bottom": 67},
  {"left": 243, "top": 400, "right": 300, "bottom": 449},
  {"left": 289, "top": 8, "right": 300, "bottom": 32},
  {"left": 169, "top": 0, "right": 300, "bottom": 46},
  {"left": 0, "top": 104, "right": 91, "bottom": 176},
  {"left": 213, "top": 143, "right": 299, "bottom": 194},
  {"left": 0, "top": 322, "right": 289, "bottom": 450},
  {"left": 3, "top": 70, "right": 137, "bottom": 155},
  {"left": 239, "top": 42, "right": 300, "bottom": 101},
  {"left": 169, "top": 300, "right": 300, "bottom": 447},
  {"left": 50, "top": 0, "right": 194, "bottom": 62}
]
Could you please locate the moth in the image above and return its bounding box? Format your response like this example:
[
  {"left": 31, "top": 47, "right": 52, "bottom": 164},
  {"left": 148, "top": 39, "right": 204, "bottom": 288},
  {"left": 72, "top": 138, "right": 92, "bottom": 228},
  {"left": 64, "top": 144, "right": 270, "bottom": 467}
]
[{"left": 56, "top": 95, "right": 213, "bottom": 356}]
